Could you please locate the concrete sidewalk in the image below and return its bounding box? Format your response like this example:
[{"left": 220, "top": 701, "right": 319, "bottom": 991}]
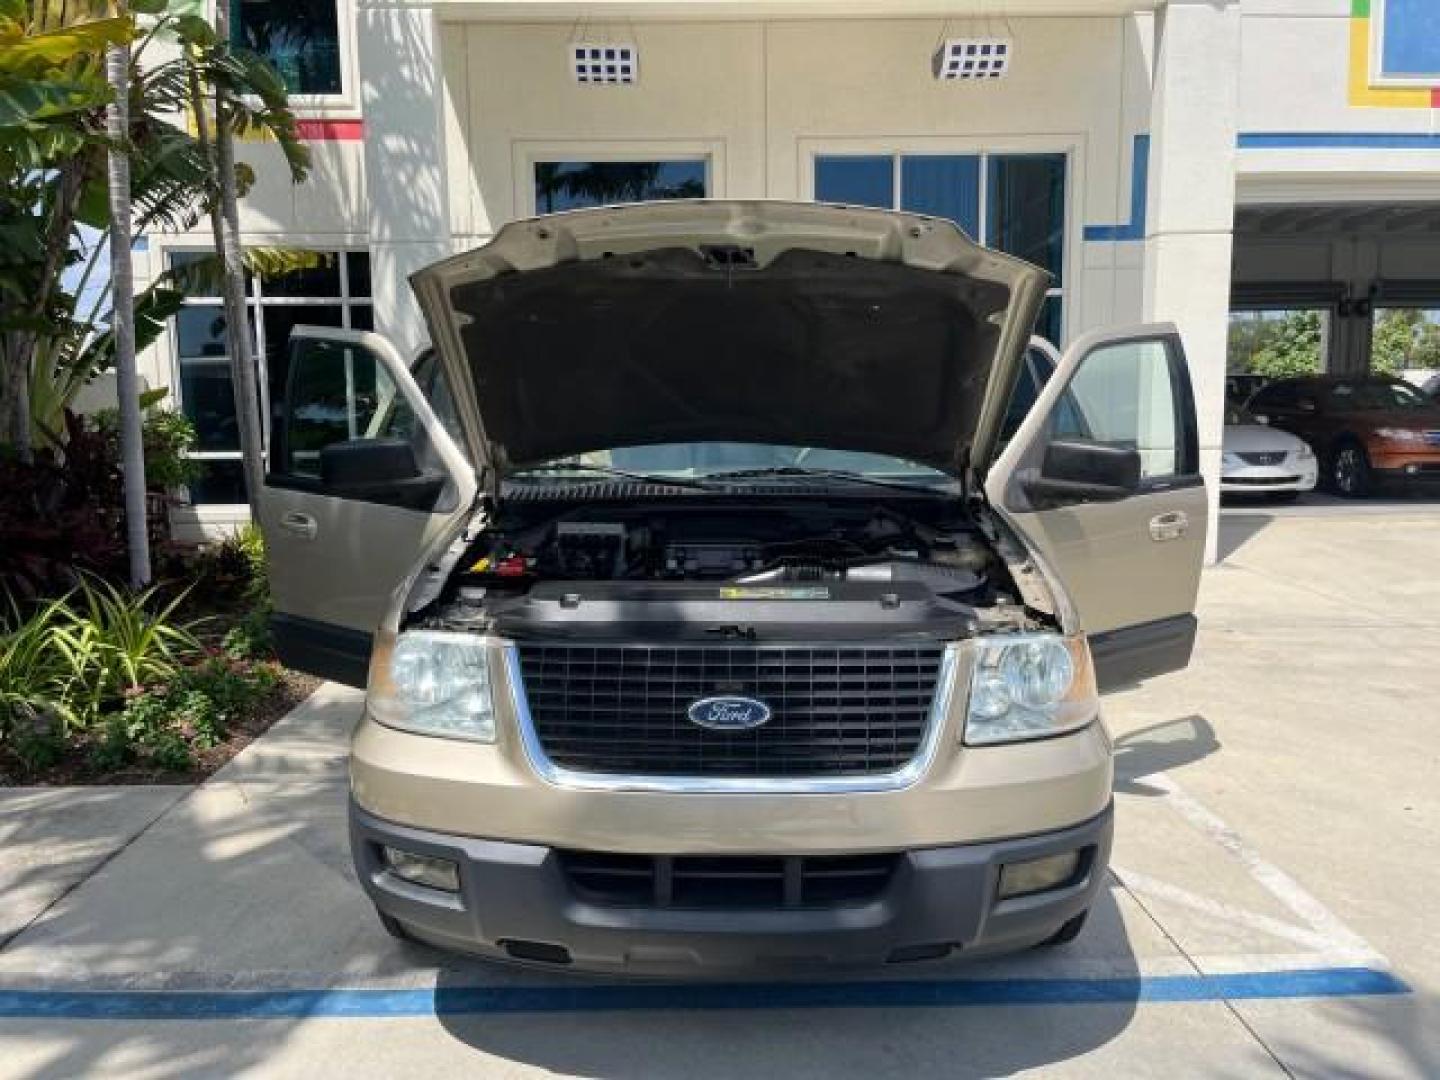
[{"left": 1, "top": 512, "right": 1437, "bottom": 1078}]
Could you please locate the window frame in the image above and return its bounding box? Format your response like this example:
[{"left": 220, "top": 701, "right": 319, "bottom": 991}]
[
  {"left": 268, "top": 335, "right": 419, "bottom": 493},
  {"left": 220, "top": 0, "right": 360, "bottom": 116},
  {"left": 1226, "top": 301, "right": 1338, "bottom": 377},
  {"left": 1049, "top": 335, "right": 1198, "bottom": 490},
  {"left": 517, "top": 141, "right": 722, "bottom": 218},
  {"left": 162, "top": 244, "right": 374, "bottom": 508},
  {"left": 1368, "top": 299, "right": 1440, "bottom": 377},
  {"left": 803, "top": 137, "right": 1075, "bottom": 345}
]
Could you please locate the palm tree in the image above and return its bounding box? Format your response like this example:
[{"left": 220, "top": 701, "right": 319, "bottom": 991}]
[
  {"left": 106, "top": 18, "right": 151, "bottom": 587},
  {"left": 1, "top": 0, "right": 309, "bottom": 469},
  {"left": 186, "top": 0, "right": 266, "bottom": 517},
  {"left": 0, "top": 2, "right": 133, "bottom": 461}
]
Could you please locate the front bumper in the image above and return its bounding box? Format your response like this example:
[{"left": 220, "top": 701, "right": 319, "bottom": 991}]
[
  {"left": 1371, "top": 450, "right": 1440, "bottom": 484},
  {"left": 351, "top": 800, "right": 1113, "bottom": 975},
  {"left": 1220, "top": 461, "right": 1317, "bottom": 493}
]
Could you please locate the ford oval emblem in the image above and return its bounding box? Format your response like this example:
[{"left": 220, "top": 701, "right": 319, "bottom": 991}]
[{"left": 687, "top": 696, "right": 772, "bottom": 732}]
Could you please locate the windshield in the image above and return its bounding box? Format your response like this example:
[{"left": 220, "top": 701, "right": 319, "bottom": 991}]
[
  {"left": 510, "top": 443, "right": 955, "bottom": 488},
  {"left": 1324, "top": 380, "right": 1431, "bottom": 411}
]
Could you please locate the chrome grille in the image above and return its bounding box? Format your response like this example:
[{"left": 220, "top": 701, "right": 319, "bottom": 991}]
[
  {"left": 1237, "top": 451, "right": 1287, "bottom": 466},
  {"left": 514, "top": 643, "right": 946, "bottom": 778}
]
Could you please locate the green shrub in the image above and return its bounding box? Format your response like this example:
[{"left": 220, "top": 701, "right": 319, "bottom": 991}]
[
  {"left": 145, "top": 730, "right": 194, "bottom": 772},
  {"left": 179, "top": 655, "right": 275, "bottom": 721},
  {"left": 182, "top": 524, "right": 273, "bottom": 641},
  {"left": 92, "top": 407, "right": 204, "bottom": 492},
  {"left": 221, "top": 608, "right": 273, "bottom": 660},
  {"left": 92, "top": 655, "right": 279, "bottom": 772},
  {"left": 231, "top": 523, "right": 268, "bottom": 599},
  {"left": 0, "top": 596, "right": 76, "bottom": 739},
  {"left": 3, "top": 580, "right": 281, "bottom": 777},
  {"left": 49, "top": 577, "right": 204, "bottom": 723}
]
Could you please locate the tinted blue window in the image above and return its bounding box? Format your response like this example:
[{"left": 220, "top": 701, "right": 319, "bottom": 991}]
[
  {"left": 188, "top": 459, "right": 248, "bottom": 505},
  {"left": 1382, "top": 0, "right": 1440, "bottom": 78},
  {"left": 987, "top": 154, "right": 1066, "bottom": 283},
  {"left": 233, "top": 0, "right": 342, "bottom": 96},
  {"left": 814, "top": 156, "right": 894, "bottom": 209},
  {"left": 900, "top": 156, "right": 980, "bottom": 237},
  {"left": 812, "top": 151, "right": 1066, "bottom": 344},
  {"left": 1036, "top": 295, "right": 1064, "bottom": 345},
  {"left": 534, "top": 161, "right": 706, "bottom": 213}
]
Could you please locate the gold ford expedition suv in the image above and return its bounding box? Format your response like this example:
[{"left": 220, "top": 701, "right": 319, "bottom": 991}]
[{"left": 259, "top": 200, "right": 1206, "bottom": 974}]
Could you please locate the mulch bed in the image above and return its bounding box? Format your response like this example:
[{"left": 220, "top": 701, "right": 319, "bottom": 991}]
[{"left": 0, "top": 670, "right": 323, "bottom": 788}]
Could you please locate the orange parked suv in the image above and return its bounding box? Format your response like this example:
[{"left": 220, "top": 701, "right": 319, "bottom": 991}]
[{"left": 1247, "top": 375, "right": 1440, "bottom": 497}]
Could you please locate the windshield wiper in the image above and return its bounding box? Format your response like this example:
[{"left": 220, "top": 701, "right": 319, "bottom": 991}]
[
  {"left": 507, "top": 462, "right": 713, "bottom": 490},
  {"left": 701, "top": 466, "right": 952, "bottom": 495}
]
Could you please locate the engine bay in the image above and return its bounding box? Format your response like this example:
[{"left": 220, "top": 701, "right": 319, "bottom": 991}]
[
  {"left": 461, "top": 500, "right": 995, "bottom": 587},
  {"left": 418, "top": 496, "right": 1040, "bottom": 641}
]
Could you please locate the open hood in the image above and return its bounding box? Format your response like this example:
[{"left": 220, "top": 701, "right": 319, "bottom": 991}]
[{"left": 411, "top": 200, "right": 1049, "bottom": 487}]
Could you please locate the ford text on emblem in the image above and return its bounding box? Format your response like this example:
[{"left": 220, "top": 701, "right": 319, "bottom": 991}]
[{"left": 687, "top": 696, "right": 772, "bottom": 731}]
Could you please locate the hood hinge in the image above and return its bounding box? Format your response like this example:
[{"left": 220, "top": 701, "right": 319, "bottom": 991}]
[
  {"left": 479, "top": 440, "right": 507, "bottom": 501},
  {"left": 958, "top": 446, "right": 986, "bottom": 514}
]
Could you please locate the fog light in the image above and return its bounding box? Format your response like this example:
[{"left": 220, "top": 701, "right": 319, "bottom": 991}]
[
  {"left": 997, "top": 851, "right": 1081, "bottom": 901},
  {"left": 383, "top": 846, "right": 460, "bottom": 892}
]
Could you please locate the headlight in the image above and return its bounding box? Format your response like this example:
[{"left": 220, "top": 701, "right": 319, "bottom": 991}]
[
  {"left": 1222, "top": 452, "right": 1243, "bottom": 468},
  {"left": 964, "top": 634, "right": 1098, "bottom": 746},
  {"left": 1295, "top": 442, "right": 1315, "bottom": 460},
  {"left": 368, "top": 630, "right": 496, "bottom": 742},
  {"left": 1375, "top": 427, "right": 1424, "bottom": 443}
]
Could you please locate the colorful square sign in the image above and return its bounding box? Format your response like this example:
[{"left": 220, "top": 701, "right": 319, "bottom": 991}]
[{"left": 1350, "top": 0, "right": 1440, "bottom": 107}]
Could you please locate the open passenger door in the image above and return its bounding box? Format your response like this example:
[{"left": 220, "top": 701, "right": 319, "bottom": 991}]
[
  {"left": 257, "top": 327, "right": 477, "bottom": 686},
  {"left": 985, "top": 324, "right": 1207, "bottom": 691}
]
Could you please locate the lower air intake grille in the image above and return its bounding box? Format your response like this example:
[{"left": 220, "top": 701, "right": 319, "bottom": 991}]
[
  {"left": 1237, "top": 451, "right": 1287, "bottom": 466},
  {"left": 515, "top": 643, "right": 946, "bottom": 777},
  {"left": 559, "top": 851, "right": 900, "bottom": 909}
]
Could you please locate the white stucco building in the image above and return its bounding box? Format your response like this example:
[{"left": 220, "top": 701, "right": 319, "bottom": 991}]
[{"left": 135, "top": 0, "right": 1440, "bottom": 550}]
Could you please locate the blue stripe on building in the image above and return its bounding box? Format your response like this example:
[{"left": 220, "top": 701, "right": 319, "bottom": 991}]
[{"left": 1083, "top": 132, "right": 1150, "bottom": 243}]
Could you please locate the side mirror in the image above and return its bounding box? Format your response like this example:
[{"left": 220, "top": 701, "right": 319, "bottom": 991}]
[
  {"left": 319, "top": 438, "right": 445, "bottom": 508},
  {"left": 1021, "top": 439, "right": 1142, "bottom": 506}
]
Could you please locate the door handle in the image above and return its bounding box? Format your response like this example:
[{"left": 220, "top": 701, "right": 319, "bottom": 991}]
[
  {"left": 280, "top": 512, "right": 317, "bottom": 540},
  {"left": 1149, "top": 511, "right": 1188, "bottom": 542}
]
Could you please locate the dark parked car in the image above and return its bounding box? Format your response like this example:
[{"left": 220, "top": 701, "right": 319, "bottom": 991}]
[
  {"left": 1248, "top": 375, "right": 1440, "bottom": 496},
  {"left": 1225, "top": 373, "right": 1271, "bottom": 408}
]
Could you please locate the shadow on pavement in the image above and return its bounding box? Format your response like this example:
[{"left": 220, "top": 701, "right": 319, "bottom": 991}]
[
  {"left": 432, "top": 883, "right": 1142, "bottom": 1078},
  {"left": 1215, "top": 511, "right": 1274, "bottom": 563},
  {"left": 1112, "top": 714, "right": 1220, "bottom": 796},
  {"left": 1236, "top": 988, "right": 1440, "bottom": 1080}
]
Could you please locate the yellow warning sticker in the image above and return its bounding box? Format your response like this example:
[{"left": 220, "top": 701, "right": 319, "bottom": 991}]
[{"left": 718, "top": 587, "right": 831, "bottom": 600}]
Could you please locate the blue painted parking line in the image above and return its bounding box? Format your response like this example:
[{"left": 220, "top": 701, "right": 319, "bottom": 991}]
[{"left": 0, "top": 967, "right": 1408, "bottom": 1020}]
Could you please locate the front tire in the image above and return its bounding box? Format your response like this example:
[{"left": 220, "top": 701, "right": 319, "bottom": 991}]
[{"left": 1330, "top": 441, "right": 1372, "bottom": 498}]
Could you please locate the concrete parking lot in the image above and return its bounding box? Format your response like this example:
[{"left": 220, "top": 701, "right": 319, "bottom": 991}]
[{"left": 1, "top": 510, "right": 1437, "bottom": 1078}]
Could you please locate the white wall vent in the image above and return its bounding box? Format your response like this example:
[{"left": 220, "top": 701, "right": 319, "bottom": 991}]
[
  {"left": 571, "top": 43, "right": 638, "bottom": 85},
  {"left": 933, "top": 38, "right": 1012, "bottom": 81}
]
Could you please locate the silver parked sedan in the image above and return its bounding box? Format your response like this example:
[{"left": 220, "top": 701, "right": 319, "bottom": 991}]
[{"left": 1221, "top": 407, "right": 1317, "bottom": 499}]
